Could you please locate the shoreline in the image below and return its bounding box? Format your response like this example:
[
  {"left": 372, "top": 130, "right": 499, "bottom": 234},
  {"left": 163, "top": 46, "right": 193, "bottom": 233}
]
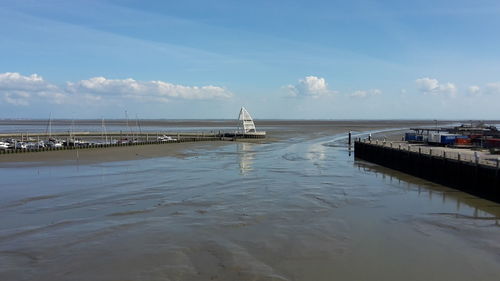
[
  {"left": 0, "top": 121, "right": 445, "bottom": 167},
  {"left": 0, "top": 141, "right": 232, "bottom": 167}
]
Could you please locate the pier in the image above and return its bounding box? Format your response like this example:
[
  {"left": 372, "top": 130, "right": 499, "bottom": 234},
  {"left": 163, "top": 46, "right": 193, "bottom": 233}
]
[
  {"left": 354, "top": 140, "right": 500, "bottom": 203},
  {"left": 0, "top": 131, "right": 266, "bottom": 155},
  {"left": 0, "top": 107, "right": 266, "bottom": 154}
]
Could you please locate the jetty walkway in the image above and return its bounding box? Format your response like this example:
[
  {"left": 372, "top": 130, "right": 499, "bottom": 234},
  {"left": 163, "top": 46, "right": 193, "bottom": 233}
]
[
  {"left": 0, "top": 131, "right": 266, "bottom": 155},
  {"left": 356, "top": 139, "right": 500, "bottom": 168}
]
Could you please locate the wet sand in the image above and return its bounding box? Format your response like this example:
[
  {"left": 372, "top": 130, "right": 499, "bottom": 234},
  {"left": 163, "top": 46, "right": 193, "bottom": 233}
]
[
  {"left": 0, "top": 120, "right": 435, "bottom": 167},
  {"left": 2, "top": 120, "right": 500, "bottom": 281},
  {"left": 0, "top": 141, "right": 231, "bottom": 167}
]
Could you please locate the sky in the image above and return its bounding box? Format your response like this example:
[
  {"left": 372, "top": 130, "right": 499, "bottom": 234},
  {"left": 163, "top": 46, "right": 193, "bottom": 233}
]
[{"left": 0, "top": 0, "right": 499, "bottom": 119}]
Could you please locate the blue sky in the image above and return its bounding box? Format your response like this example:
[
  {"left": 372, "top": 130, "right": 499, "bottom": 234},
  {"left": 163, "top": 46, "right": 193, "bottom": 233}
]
[{"left": 0, "top": 0, "right": 499, "bottom": 119}]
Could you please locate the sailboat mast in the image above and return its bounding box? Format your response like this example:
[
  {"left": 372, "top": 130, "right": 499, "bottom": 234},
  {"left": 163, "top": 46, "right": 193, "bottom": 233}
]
[
  {"left": 101, "top": 118, "right": 104, "bottom": 143},
  {"left": 136, "top": 114, "right": 142, "bottom": 135},
  {"left": 45, "top": 113, "right": 51, "bottom": 138},
  {"left": 125, "top": 110, "right": 131, "bottom": 140},
  {"left": 71, "top": 119, "right": 75, "bottom": 140},
  {"left": 49, "top": 113, "right": 52, "bottom": 139},
  {"left": 101, "top": 118, "right": 108, "bottom": 144}
]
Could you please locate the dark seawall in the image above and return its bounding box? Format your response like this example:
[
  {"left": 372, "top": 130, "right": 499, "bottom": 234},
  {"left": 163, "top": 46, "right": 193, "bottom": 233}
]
[{"left": 354, "top": 141, "right": 500, "bottom": 203}]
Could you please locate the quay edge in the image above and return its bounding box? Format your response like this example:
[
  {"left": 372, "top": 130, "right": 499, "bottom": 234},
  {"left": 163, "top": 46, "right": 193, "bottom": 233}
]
[{"left": 354, "top": 140, "right": 500, "bottom": 203}]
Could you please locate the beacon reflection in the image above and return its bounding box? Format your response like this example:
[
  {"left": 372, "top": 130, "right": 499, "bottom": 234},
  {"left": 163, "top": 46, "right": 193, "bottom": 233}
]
[{"left": 238, "top": 142, "right": 255, "bottom": 175}]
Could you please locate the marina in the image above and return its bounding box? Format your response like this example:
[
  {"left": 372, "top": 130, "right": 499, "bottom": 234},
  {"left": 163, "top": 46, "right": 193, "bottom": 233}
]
[{"left": 0, "top": 107, "right": 266, "bottom": 154}]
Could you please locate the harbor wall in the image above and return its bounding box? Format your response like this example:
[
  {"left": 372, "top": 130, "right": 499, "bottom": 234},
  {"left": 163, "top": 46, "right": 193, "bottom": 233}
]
[{"left": 354, "top": 141, "right": 500, "bottom": 203}]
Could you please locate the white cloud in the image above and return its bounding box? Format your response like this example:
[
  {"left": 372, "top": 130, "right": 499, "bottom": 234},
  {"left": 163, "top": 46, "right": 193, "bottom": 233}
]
[
  {"left": 415, "top": 77, "right": 457, "bottom": 97},
  {"left": 439, "top": 83, "right": 457, "bottom": 97},
  {"left": 0, "top": 72, "right": 55, "bottom": 91},
  {"left": 466, "top": 83, "right": 500, "bottom": 96},
  {"left": 36, "top": 91, "right": 70, "bottom": 104},
  {"left": 287, "top": 76, "right": 334, "bottom": 98},
  {"left": 0, "top": 72, "right": 233, "bottom": 106},
  {"left": 0, "top": 72, "right": 63, "bottom": 105},
  {"left": 415, "top": 77, "right": 438, "bottom": 92},
  {"left": 467, "top": 85, "right": 481, "bottom": 96},
  {"left": 3, "top": 92, "right": 30, "bottom": 106},
  {"left": 66, "top": 77, "right": 233, "bottom": 102},
  {"left": 350, "top": 89, "right": 382, "bottom": 98}
]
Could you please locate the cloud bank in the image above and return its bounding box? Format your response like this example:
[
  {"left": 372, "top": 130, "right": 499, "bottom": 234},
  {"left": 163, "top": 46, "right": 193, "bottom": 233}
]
[
  {"left": 467, "top": 82, "right": 500, "bottom": 96},
  {"left": 0, "top": 72, "right": 233, "bottom": 106},
  {"left": 467, "top": 85, "right": 481, "bottom": 96},
  {"left": 415, "top": 77, "right": 456, "bottom": 97},
  {"left": 287, "top": 76, "right": 334, "bottom": 98},
  {"left": 0, "top": 72, "right": 67, "bottom": 105}
]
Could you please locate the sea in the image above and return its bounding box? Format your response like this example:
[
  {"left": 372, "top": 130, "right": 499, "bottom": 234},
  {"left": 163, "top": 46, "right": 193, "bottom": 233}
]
[{"left": 1, "top": 120, "right": 500, "bottom": 281}]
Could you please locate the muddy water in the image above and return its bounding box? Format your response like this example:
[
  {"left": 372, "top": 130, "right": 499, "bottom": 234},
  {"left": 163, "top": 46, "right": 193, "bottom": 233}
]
[{"left": 1, "top": 127, "right": 500, "bottom": 280}]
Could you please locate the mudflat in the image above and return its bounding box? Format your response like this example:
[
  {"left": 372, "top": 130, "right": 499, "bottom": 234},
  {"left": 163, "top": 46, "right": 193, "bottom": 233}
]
[
  {"left": 4, "top": 120, "right": 499, "bottom": 281},
  {"left": 0, "top": 142, "right": 230, "bottom": 167},
  {"left": 0, "top": 120, "right": 436, "bottom": 166}
]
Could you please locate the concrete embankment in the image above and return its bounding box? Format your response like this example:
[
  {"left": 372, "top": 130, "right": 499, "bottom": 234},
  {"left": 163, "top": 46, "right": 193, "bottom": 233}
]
[{"left": 354, "top": 140, "right": 500, "bottom": 203}]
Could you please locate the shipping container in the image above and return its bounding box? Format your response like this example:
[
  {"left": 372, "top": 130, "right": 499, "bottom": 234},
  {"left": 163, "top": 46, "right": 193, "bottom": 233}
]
[
  {"left": 428, "top": 133, "right": 459, "bottom": 145},
  {"left": 428, "top": 132, "right": 442, "bottom": 144},
  {"left": 455, "top": 136, "right": 472, "bottom": 145},
  {"left": 485, "top": 138, "right": 500, "bottom": 148},
  {"left": 440, "top": 134, "right": 457, "bottom": 145},
  {"left": 405, "top": 132, "right": 417, "bottom": 141}
]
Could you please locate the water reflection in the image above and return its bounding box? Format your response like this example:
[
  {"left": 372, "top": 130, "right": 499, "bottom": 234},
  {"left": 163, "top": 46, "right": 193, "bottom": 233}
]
[
  {"left": 307, "top": 142, "right": 327, "bottom": 162},
  {"left": 237, "top": 142, "right": 255, "bottom": 175},
  {"left": 354, "top": 159, "right": 500, "bottom": 221}
]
